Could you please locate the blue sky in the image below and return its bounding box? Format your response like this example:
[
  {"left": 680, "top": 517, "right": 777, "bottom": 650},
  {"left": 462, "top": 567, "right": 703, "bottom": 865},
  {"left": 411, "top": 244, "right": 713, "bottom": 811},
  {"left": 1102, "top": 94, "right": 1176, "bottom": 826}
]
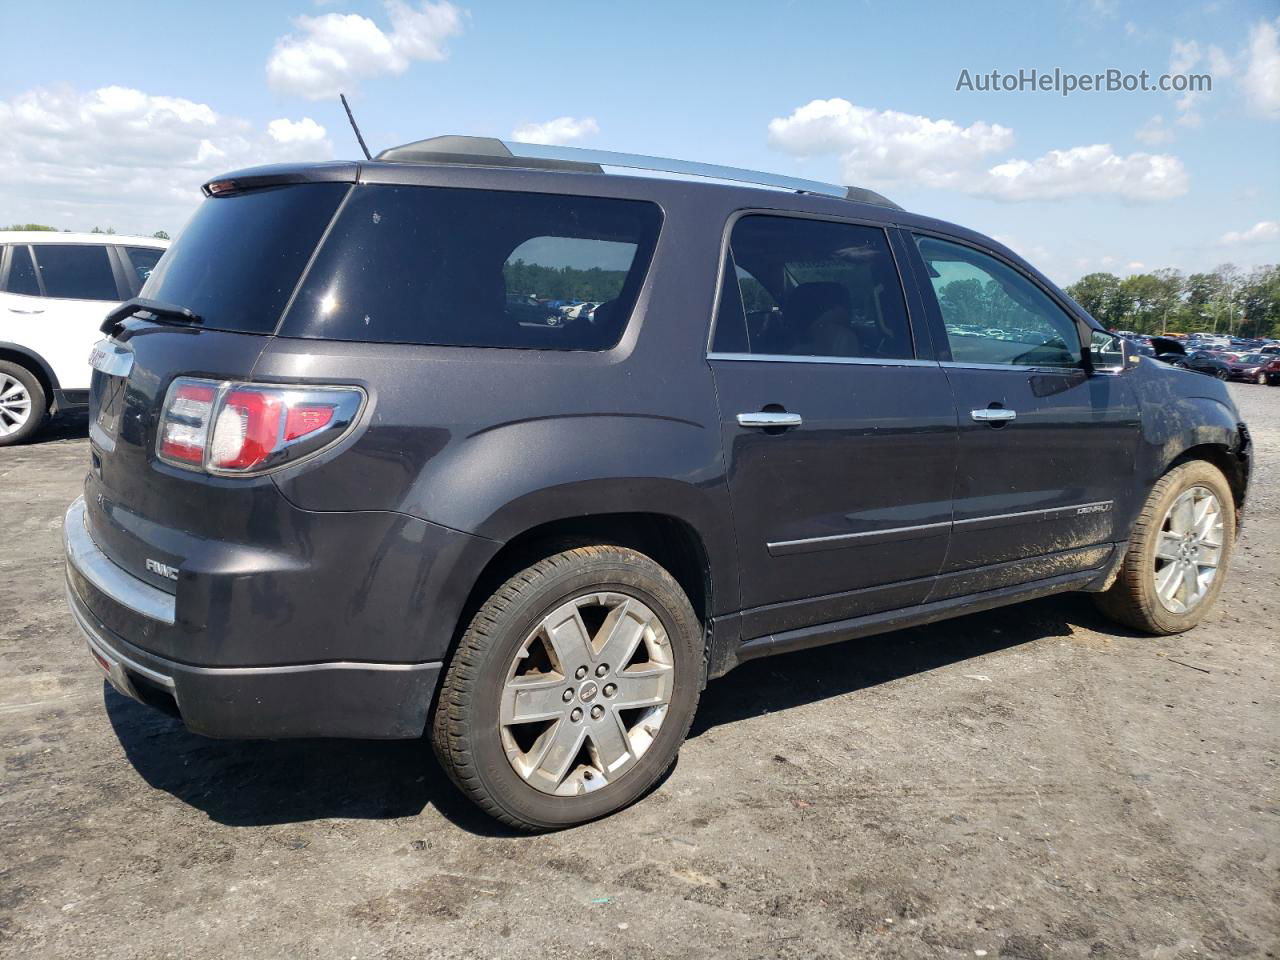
[{"left": 1, "top": 0, "right": 1277, "bottom": 284}]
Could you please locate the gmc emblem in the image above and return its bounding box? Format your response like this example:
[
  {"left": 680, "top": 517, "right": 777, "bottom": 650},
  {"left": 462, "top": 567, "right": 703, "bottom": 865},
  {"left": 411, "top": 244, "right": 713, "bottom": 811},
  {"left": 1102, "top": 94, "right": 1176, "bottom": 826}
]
[{"left": 145, "top": 558, "right": 180, "bottom": 581}]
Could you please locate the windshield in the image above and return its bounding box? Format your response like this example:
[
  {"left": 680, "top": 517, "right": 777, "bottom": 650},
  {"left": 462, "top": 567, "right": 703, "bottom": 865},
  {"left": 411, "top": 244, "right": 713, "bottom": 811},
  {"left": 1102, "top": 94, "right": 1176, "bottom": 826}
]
[{"left": 141, "top": 183, "right": 349, "bottom": 334}]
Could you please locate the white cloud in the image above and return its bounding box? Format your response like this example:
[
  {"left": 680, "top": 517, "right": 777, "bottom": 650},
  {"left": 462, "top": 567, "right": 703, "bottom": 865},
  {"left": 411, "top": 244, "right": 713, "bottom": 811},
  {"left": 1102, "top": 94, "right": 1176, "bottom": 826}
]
[
  {"left": 510, "top": 116, "right": 599, "bottom": 146},
  {"left": 1170, "top": 39, "right": 1202, "bottom": 74},
  {"left": 768, "top": 99, "right": 1186, "bottom": 202},
  {"left": 1220, "top": 220, "right": 1280, "bottom": 245},
  {"left": 267, "top": 116, "right": 328, "bottom": 143},
  {"left": 1134, "top": 114, "right": 1175, "bottom": 145},
  {"left": 767, "top": 98, "right": 1013, "bottom": 189},
  {"left": 266, "top": 0, "right": 463, "bottom": 100},
  {"left": 1242, "top": 17, "right": 1280, "bottom": 117},
  {"left": 982, "top": 145, "right": 1188, "bottom": 201},
  {"left": 0, "top": 85, "right": 332, "bottom": 234}
]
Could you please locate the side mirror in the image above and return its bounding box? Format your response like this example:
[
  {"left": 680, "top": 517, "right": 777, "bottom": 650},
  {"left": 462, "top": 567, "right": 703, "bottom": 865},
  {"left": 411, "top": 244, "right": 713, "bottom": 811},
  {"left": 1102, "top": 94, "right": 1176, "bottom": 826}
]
[{"left": 1087, "top": 330, "right": 1134, "bottom": 374}]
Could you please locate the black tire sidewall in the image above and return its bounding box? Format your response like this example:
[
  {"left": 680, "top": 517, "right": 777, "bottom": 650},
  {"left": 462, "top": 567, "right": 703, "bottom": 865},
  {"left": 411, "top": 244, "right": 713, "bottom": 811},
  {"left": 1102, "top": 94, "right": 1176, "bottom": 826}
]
[
  {"left": 460, "top": 554, "right": 701, "bottom": 829},
  {"left": 1128, "top": 462, "right": 1236, "bottom": 633},
  {"left": 0, "top": 361, "right": 47, "bottom": 446}
]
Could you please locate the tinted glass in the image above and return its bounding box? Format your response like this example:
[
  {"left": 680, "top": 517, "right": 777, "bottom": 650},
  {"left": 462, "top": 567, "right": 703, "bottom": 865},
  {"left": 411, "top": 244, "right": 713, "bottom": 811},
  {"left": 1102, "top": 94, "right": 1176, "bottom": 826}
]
[
  {"left": 281, "top": 185, "right": 662, "bottom": 349},
  {"left": 31, "top": 244, "right": 116, "bottom": 300},
  {"left": 125, "top": 246, "right": 164, "bottom": 285},
  {"left": 914, "top": 235, "right": 1081, "bottom": 368},
  {"left": 5, "top": 245, "right": 40, "bottom": 296},
  {"left": 712, "top": 215, "right": 913, "bottom": 360},
  {"left": 142, "top": 183, "right": 348, "bottom": 334}
]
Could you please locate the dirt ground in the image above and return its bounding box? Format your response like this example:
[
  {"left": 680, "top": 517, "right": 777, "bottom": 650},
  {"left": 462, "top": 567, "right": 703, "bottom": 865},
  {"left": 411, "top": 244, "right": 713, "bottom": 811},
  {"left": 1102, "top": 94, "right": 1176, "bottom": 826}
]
[{"left": 1, "top": 384, "right": 1276, "bottom": 960}]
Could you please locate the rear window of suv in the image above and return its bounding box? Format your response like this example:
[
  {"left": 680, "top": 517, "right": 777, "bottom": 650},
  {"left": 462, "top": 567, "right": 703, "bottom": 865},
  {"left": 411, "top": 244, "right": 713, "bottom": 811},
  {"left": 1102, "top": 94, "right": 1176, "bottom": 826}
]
[
  {"left": 278, "top": 185, "right": 663, "bottom": 350},
  {"left": 140, "top": 183, "right": 349, "bottom": 334}
]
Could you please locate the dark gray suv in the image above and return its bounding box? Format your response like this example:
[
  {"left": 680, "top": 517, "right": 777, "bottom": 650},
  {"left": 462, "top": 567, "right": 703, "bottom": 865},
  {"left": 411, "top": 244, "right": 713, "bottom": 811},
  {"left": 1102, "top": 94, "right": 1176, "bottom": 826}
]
[{"left": 63, "top": 137, "right": 1251, "bottom": 829}]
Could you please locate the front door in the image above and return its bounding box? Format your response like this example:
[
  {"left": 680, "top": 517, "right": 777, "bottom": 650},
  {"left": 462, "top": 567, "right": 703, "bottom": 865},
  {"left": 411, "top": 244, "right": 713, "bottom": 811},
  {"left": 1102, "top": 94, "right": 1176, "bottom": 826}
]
[
  {"left": 709, "top": 214, "right": 958, "bottom": 640},
  {"left": 903, "top": 232, "right": 1140, "bottom": 596}
]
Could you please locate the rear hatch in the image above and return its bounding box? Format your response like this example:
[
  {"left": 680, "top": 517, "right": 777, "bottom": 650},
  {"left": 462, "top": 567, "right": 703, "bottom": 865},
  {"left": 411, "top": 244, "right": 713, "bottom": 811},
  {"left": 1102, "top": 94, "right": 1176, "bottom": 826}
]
[{"left": 85, "top": 177, "right": 352, "bottom": 591}]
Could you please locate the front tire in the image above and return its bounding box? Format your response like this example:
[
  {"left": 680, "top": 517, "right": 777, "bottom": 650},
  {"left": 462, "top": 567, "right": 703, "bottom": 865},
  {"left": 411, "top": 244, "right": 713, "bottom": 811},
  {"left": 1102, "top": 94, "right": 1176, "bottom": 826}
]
[
  {"left": 431, "top": 546, "right": 703, "bottom": 830},
  {"left": 1095, "top": 460, "right": 1235, "bottom": 635},
  {"left": 1257, "top": 371, "right": 1269, "bottom": 385},
  {"left": 1214, "top": 368, "right": 1230, "bottom": 380},
  {"left": 0, "top": 361, "right": 47, "bottom": 447}
]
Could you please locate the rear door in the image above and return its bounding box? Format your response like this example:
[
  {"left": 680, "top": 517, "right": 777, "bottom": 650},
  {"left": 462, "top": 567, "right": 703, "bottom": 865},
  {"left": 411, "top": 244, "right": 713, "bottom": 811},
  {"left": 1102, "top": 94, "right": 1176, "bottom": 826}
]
[
  {"left": 709, "top": 213, "right": 957, "bottom": 640},
  {"left": 26, "top": 243, "right": 125, "bottom": 391},
  {"left": 901, "top": 231, "right": 1140, "bottom": 597}
]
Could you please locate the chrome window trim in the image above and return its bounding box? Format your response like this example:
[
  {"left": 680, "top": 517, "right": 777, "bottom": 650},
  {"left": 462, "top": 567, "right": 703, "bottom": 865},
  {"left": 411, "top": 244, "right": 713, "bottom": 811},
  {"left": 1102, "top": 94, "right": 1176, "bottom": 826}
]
[
  {"left": 937, "top": 360, "right": 1084, "bottom": 374},
  {"left": 63, "top": 496, "right": 176, "bottom": 625},
  {"left": 709, "top": 351, "right": 939, "bottom": 368}
]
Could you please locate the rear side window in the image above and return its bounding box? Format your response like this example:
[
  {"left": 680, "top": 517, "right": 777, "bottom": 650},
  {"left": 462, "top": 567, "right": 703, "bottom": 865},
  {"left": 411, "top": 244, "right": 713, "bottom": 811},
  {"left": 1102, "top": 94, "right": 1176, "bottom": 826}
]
[
  {"left": 280, "top": 185, "right": 663, "bottom": 350},
  {"left": 125, "top": 246, "right": 164, "bottom": 285},
  {"left": 4, "top": 245, "right": 40, "bottom": 296},
  {"left": 142, "top": 183, "right": 349, "bottom": 334},
  {"left": 31, "top": 244, "right": 117, "bottom": 300},
  {"left": 712, "top": 215, "right": 914, "bottom": 360}
]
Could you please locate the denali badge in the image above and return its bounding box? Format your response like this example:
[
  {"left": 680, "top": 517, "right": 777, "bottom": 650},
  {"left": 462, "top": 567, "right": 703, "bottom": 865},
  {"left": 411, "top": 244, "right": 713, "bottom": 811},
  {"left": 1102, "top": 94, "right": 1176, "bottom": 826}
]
[
  {"left": 145, "top": 558, "right": 180, "bottom": 581},
  {"left": 1076, "top": 503, "right": 1113, "bottom": 515}
]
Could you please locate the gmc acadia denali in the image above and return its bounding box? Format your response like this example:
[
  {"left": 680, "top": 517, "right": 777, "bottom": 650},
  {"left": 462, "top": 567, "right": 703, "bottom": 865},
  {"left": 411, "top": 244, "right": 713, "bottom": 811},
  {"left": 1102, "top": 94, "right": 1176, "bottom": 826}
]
[{"left": 63, "top": 137, "right": 1250, "bottom": 829}]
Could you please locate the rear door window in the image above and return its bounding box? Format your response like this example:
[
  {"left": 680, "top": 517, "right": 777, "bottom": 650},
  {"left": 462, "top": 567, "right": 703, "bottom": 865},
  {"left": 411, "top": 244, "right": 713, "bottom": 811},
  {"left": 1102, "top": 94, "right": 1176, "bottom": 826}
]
[
  {"left": 124, "top": 246, "right": 164, "bottom": 286},
  {"left": 280, "top": 185, "right": 663, "bottom": 350},
  {"left": 3, "top": 245, "right": 41, "bottom": 296},
  {"left": 31, "top": 244, "right": 117, "bottom": 300},
  {"left": 711, "top": 215, "right": 914, "bottom": 360}
]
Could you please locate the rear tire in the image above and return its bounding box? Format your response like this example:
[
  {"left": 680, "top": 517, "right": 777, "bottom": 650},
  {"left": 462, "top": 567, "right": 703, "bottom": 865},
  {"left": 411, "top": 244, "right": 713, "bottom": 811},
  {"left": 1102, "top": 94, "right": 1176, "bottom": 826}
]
[
  {"left": 431, "top": 545, "right": 703, "bottom": 830},
  {"left": 1214, "top": 368, "right": 1229, "bottom": 380},
  {"left": 1257, "top": 371, "right": 1268, "bottom": 385},
  {"left": 1095, "top": 460, "right": 1235, "bottom": 635},
  {"left": 0, "top": 361, "right": 47, "bottom": 447}
]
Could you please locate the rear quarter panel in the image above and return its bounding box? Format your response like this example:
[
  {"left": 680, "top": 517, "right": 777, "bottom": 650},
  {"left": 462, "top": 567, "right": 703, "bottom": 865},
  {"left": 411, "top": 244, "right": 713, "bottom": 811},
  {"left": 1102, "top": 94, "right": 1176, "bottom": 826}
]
[{"left": 256, "top": 184, "right": 741, "bottom": 614}]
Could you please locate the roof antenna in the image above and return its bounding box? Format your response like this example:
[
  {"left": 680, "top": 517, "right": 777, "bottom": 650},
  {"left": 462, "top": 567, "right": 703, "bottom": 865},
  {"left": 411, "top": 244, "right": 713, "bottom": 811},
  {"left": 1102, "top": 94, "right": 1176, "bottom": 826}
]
[{"left": 339, "top": 93, "right": 373, "bottom": 161}]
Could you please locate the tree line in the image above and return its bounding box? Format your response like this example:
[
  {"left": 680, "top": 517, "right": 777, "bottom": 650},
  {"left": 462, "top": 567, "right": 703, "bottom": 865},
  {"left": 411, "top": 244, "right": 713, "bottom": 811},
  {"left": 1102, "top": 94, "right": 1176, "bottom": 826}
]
[
  {"left": 2, "top": 223, "right": 170, "bottom": 239},
  {"left": 502, "top": 260, "right": 627, "bottom": 303},
  {"left": 1065, "top": 263, "right": 1280, "bottom": 339}
]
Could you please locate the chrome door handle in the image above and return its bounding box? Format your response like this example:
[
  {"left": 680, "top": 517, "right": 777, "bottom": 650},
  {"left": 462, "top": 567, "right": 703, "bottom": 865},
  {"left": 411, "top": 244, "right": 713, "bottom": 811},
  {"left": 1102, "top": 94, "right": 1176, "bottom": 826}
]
[
  {"left": 971, "top": 408, "right": 1016, "bottom": 423},
  {"left": 7, "top": 307, "right": 44, "bottom": 314},
  {"left": 737, "top": 411, "right": 802, "bottom": 428}
]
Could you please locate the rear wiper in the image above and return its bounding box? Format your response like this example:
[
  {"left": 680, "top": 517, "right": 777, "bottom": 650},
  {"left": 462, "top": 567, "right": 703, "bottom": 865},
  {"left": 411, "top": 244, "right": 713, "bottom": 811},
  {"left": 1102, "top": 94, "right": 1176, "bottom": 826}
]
[{"left": 101, "top": 297, "right": 204, "bottom": 333}]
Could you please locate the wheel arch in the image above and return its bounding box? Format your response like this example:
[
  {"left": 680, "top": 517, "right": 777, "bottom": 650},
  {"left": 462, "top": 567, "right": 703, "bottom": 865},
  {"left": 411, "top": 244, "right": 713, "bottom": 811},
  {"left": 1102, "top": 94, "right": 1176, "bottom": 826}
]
[{"left": 0, "top": 341, "right": 58, "bottom": 408}]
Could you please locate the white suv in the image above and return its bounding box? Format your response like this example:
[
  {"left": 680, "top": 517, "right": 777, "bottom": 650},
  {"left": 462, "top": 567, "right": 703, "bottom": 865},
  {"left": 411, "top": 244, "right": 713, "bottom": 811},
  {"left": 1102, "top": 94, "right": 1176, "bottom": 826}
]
[{"left": 0, "top": 232, "right": 168, "bottom": 445}]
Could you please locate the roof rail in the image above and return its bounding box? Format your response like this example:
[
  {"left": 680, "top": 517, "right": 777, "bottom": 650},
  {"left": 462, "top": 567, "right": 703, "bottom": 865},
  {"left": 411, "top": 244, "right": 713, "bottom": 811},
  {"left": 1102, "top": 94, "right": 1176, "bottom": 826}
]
[{"left": 374, "top": 136, "right": 901, "bottom": 210}]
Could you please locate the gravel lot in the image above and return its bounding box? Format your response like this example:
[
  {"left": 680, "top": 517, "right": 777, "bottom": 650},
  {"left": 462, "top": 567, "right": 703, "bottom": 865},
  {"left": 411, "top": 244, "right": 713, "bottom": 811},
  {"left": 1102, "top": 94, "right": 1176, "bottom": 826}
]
[{"left": 2, "top": 384, "right": 1277, "bottom": 960}]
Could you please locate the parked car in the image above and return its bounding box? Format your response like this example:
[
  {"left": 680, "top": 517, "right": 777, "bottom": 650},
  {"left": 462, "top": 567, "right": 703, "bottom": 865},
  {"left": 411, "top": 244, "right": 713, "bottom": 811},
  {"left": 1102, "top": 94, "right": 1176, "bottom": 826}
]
[
  {"left": 0, "top": 232, "right": 168, "bottom": 444},
  {"left": 1152, "top": 338, "right": 1232, "bottom": 379},
  {"left": 1229, "top": 352, "right": 1280, "bottom": 385},
  {"left": 63, "top": 137, "right": 1250, "bottom": 830}
]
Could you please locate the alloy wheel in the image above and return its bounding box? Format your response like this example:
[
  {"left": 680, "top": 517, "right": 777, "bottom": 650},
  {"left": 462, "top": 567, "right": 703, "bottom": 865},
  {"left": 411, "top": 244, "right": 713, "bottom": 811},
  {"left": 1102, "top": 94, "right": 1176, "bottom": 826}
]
[
  {"left": 0, "top": 375, "right": 32, "bottom": 437},
  {"left": 499, "top": 592, "right": 674, "bottom": 797},
  {"left": 1152, "top": 485, "right": 1224, "bottom": 614}
]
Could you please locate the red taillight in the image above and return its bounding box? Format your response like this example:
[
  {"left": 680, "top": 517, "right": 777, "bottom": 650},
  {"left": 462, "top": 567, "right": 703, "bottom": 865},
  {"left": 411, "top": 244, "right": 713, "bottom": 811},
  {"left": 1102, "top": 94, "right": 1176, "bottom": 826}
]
[
  {"left": 211, "top": 389, "right": 284, "bottom": 470},
  {"left": 158, "top": 383, "right": 216, "bottom": 465},
  {"left": 285, "top": 404, "right": 335, "bottom": 441},
  {"left": 156, "top": 378, "right": 364, "bottom": 475}
]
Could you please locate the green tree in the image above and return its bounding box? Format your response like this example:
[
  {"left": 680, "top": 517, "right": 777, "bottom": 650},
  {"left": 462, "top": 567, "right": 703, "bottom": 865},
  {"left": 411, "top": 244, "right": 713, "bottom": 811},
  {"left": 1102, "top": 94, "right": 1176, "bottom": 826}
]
[
  {"left": 153, "top": 230, "right": 170, "bottom": 240},
  {"left": 1, "top": 223, "right": 58, "bottom": 231}
]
